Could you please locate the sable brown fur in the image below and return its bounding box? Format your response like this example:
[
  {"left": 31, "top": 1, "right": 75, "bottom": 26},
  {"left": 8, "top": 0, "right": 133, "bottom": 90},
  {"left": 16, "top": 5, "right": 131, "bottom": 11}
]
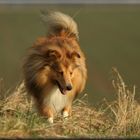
[{"left": 23, "top": 12, "right": 87, "bottom": 122}]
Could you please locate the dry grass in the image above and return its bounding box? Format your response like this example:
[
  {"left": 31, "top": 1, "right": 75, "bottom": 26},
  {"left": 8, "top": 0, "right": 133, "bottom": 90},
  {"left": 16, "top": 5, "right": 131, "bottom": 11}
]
[{"left": 0, "top": 68, "right": 140, "bottom": 138}]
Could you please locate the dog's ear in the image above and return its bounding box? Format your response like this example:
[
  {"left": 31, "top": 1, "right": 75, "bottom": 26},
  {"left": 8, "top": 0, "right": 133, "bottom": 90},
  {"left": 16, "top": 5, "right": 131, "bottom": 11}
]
[
  {"left": 46, "top": 49, "right": 61, "bottom": 58},
  {"left": 71, "top": 51, "right": 81, "bottom": 59}
]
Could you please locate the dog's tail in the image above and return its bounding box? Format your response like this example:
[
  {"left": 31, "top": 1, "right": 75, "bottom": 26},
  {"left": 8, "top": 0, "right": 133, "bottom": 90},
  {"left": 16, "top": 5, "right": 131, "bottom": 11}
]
[{"left": 41, "top": 11, "right": 79, "bottom": 40}]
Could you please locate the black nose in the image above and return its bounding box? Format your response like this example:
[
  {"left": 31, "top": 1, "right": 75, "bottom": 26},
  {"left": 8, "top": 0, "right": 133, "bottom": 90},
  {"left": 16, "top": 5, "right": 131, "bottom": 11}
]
[{"left": 66, "top": 84, "right": 72, "bottom": 91}]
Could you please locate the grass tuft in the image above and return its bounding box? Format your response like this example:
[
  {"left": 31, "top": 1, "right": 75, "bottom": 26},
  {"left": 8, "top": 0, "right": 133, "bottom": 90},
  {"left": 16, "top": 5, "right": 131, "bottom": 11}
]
[{"left": 0, "top": 68, "right": 140, "bottom": 138}]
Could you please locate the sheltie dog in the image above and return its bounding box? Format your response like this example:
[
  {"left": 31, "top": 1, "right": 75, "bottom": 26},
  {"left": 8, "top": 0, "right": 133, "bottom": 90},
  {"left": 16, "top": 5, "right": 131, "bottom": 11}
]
[{"left": 23, "top": 11, "right": 87, "bottom": 123}]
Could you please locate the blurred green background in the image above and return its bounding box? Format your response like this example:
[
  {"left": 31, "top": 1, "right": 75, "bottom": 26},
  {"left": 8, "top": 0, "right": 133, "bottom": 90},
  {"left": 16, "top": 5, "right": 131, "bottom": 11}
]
[{"left": 0, "top": 4, "right": 140, "bottom": 104}]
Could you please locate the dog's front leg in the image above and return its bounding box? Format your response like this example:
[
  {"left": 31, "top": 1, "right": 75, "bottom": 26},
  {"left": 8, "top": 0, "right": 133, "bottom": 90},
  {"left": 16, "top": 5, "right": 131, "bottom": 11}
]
[
  {"left": 62, "top": 104, "right": 72, "bottom": 118},
  {"left": 40, "top": 105, "right": 54, "bottom": 124}
]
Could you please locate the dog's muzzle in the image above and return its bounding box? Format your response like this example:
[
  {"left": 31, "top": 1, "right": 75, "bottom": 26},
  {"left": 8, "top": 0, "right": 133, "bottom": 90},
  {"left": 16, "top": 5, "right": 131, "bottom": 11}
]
[{"left": 55, "top": 81, "right": 72, "bottom": 95}]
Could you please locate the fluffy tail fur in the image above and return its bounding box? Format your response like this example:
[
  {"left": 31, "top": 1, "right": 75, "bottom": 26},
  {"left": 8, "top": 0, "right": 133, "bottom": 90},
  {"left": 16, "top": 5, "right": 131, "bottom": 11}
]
[{"left": 41, "top": 11, "right": 79, "bottom": 40}]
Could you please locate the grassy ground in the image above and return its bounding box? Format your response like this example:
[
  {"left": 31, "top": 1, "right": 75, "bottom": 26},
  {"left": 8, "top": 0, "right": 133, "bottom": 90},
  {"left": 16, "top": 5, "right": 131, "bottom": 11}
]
[{"left": 0, "top": 68, "right": 140, "bottom": 138}]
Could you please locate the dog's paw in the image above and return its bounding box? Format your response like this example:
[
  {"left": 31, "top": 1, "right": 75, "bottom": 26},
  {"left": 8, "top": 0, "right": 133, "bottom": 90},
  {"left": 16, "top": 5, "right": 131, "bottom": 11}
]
[
  {"left": 63, "top": 111, "right": 69, "bottom": 118},
  {"left": 47, "top": 117, "right": 53, "bottom": 124}
]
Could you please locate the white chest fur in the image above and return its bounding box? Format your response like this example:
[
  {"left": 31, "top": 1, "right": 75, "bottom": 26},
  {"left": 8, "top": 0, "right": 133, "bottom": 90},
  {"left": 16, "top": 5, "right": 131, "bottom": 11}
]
[{"left": 43, "top": 85, "right": 68, "bottom": 114}]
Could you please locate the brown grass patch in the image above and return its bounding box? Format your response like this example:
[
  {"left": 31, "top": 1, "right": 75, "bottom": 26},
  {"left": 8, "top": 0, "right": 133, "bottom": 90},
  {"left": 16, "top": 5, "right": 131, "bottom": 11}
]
[{"left": 0, "top": 68, "right": 140, "bottom": 138}]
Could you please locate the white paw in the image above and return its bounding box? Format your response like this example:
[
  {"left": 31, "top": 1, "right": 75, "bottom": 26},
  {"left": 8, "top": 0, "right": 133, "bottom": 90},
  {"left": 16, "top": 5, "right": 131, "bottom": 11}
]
[
  {"left": 63, "top": 111, "right": 69, "bottom": 118},
  {"left": 47, "top": 117, "right": 53, "bottom": 124}
]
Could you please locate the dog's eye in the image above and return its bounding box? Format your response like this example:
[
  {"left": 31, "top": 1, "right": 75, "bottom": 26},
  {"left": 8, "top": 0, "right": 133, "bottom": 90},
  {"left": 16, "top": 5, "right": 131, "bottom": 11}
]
[{"left": 59, "top": 71, "right": 63, "bottom": 75}]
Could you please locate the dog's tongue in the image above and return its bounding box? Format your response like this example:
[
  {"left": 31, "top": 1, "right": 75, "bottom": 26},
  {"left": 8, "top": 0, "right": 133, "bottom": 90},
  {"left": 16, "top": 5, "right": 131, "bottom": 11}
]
[
  {"left": 56, "top": 82, "right": 67, "bottom": 95},
  {"left": 59, "top": 88, "right": 67, "bottom": 95},
  {"left": 61, "top": 89, "right": 67, "bottom": 95}
]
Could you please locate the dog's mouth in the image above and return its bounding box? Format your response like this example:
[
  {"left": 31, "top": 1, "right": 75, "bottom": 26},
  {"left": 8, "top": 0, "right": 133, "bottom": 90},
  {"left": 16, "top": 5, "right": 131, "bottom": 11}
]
[{"left": 55, "top": 81, "right": 67, "bottom": 95}]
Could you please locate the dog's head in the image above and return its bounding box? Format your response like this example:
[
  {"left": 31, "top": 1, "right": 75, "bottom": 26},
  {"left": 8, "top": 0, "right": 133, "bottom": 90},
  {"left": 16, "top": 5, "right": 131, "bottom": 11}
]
[
  {"left": 45, "top": 46, "right": 81, "bottom": 95},
  {"left": 33, "top": 36, "right": 83, "bottom": 95}
]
